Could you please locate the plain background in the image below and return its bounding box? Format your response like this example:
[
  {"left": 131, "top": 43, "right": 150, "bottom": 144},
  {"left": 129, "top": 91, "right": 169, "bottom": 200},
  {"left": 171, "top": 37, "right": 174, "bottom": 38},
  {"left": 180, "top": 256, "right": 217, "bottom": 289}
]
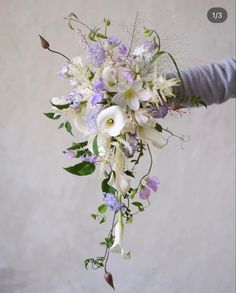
[{"left": 0, "top": 0, "right": 235, "bottom": 292}]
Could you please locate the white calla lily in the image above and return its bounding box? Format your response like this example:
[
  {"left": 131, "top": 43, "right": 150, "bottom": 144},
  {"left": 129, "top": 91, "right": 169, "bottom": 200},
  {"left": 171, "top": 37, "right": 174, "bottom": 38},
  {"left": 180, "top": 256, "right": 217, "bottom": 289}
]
[
  {"left": 138, "top": 126, "right": 168, "bottom": 148},
  {"left": 110, "top": 211, "right": 130, "bottom": 259},
  {"left": 96, "top": 106, "right": 126, "bottom": 137}
]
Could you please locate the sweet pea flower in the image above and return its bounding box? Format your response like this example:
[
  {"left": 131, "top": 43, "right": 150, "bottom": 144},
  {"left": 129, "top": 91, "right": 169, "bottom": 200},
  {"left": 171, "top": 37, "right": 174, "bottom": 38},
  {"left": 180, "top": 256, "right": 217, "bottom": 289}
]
[
  {"left": 112, "top": 80, "right": 151, "bottom": 111},
  {"left": 96, "top": 105, "right": 126, "bottom": 137},
  {"left": 146, "top": 176, "right": 160, "bottom": 192},
  {"left": 139, "top": 186, "right": 151, "bottom": 200}
]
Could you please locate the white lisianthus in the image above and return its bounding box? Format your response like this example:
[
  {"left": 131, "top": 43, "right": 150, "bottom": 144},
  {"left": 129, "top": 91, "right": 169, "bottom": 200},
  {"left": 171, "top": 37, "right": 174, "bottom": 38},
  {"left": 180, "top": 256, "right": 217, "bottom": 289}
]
[
  {"left": 110, "top": 211, "right": 131, "bottom": 259},
  {"left": 138, "top": 126, "right": 168, "bottom": 148},
  {"left": 96, "top": 106, "right": 126, "bottom": 137},
  {"left": 68, "top": 56, "right": 91, "bottom": 86},
  {"left": 112, "top": 80, "right": 152, "bottom": 111},
  {"left": 51, "top": 96, "right": 75, "bottom": 120}
]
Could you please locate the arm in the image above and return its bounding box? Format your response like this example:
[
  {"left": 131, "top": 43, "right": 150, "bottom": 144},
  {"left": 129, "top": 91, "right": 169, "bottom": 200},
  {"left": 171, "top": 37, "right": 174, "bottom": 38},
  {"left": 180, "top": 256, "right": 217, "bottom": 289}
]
[{"left": 169, "top": 57, "right": 236, "bottom": 106}]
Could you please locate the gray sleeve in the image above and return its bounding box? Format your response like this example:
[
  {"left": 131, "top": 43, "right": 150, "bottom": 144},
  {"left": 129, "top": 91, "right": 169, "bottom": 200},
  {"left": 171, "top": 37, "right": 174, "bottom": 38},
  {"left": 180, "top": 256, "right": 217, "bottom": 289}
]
[{"left": 170, "top": 57, "right": 236, "bottom": 106}]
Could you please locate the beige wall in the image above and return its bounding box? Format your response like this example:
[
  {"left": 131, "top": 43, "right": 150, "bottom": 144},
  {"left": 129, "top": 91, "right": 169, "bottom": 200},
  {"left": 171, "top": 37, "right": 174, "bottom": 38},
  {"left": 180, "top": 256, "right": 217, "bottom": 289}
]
[{"left": 0, "top": 0, "right": 235, "bottom": 292}]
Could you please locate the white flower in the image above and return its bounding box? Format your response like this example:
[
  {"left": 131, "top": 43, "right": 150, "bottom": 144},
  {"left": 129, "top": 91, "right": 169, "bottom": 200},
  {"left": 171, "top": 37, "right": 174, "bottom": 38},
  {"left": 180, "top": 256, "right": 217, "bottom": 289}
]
[
  {"left": 68, "top": 56, "right": 91, "bottom": 86},
  {"left": 138, "top": 126, "right": 168, "bottom": 148},
  {"left": 135, "top": 108, "right": 149, "bottom": 125},
  {"left": 109, "top": 148, "right": 130, "bottom": 195},
  {"left": 51, "top": 96, "right": 75, "bottom": 120},
  {"left": 110, "top": 211, "right": 130, "bottom": 259},
  {"left": 73, "top": 105, "right": 90, "bottom": 135},
  {"left": 156, "top": 75, "right": 180, "bottom": 98},
  {"left": 96, "top": 106, "right": 126, "bottom": 137},
  {"left": 112, "top": 80, "right": 151, "bottom": 111}
]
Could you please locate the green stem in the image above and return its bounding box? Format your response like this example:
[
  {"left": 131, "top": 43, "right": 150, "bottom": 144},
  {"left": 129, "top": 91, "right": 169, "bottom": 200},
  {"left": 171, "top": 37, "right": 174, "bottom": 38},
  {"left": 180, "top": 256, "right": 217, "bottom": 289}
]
[{"left": 138, "top": 144, "right": 153, "bottom": 187}]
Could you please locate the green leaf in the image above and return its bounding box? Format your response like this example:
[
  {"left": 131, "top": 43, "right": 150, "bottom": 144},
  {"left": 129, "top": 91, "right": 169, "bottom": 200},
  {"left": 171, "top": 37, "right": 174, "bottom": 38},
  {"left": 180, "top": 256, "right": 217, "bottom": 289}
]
[
  {"left": 50, "top": 101, "right": 70, "bottom": 110},
  {"left": 92, "top": 135, "right": 99, "bottom": 155},
  {"left": 102, "top": 177, "right": 116, "bottom": 195},
  {"left": 129, "top": 188, "right": 138, "bottom": 199},
  {"left": 99, "top": 216, "right": 106, "bottom": 224},
  {"left": 98, "top": 204, "right": 107, "bottom": 214},
  {"left": 144, "top": 26, "right": 153, "bottom": 37},
  {"left": 132, "top": 201, "right": 143, "bottom": 207},
  {"left": 96, "top": 33, "right": 107, "bottom": 39},
  {"left": 124, "top": 170, "right": 135, "bottom": 178},
  {"left": 155, "top": 123, "right": 163, "bottom": 132},
  {"left": 67, "top": 141, "right": 88, "bottom": 150},
  {"left": 126, "top": 215, "right": 133, "bottom": 224},
  {"left": 151, "top": 50, "right": 165, "bottom": 63},
  {"left": 44, "top": 112, "right": 61, "bottom": 120},
  {"left": 58, "top": 122, "right": 64, "bottom": 129},
  {"left": 64, "top": 161, "right": 95, "bottom": 176},
  {"left": 69, "top": 12, "right": 78, "bottom": 19},
  {"left": 91, "top": 213, "right": 97, "bottom": 220},
  {"left": 65, "top": 121, "right": 73, "bottom": 135}
]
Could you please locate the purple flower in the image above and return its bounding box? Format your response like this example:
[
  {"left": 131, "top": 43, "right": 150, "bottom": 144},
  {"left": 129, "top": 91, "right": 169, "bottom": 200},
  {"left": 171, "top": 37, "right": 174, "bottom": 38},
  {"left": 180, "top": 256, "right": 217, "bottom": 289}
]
[
  {"left": 103, "top": 193, "right": 122, "bottom": 212},
  {"left": 91, "top": 92, "right": 104, "bottom": 106},
  {"left": 118, "top": 44, "right": 128, "bottom": 56},
  {"left": 122, "top": 70, "right": 133, "bottom": 83},
  {"left": 87, "top": 43, "right": 105, "bottom": 66},
  {"left": 67, "top": 92, "right": 82, "bottom": 110},
  {"left": 123, "top": 133, "right": 138, "bottom": 157},
  {"left": 58, "top": 65, "right": 68, "bottom": 78},
  {"left": 144, "top": 39, "right": 157, "bottom": 53},
  {"left": 146, "top": 176, "right": 160, "bottom": 192},
  {"left": 80, "top": 155, "right": 97, "bottom": 163},
  {"left": 87, "top": 105, "right": 103, "bottom": 132},
  {"left": 139, "top": 186, "right": 151, "bottom": 200},
  {"left": 65, "top": 150, "right": 76, "bottom": 159},
  {"left": 148, "top": 104, "right": 168, "bottom": 119},
  {"left": 107, "top": 36, "right": 120, "bottom": 46},
  {"left": 93, "top": 78, "right": 105, "bottom": 92}
]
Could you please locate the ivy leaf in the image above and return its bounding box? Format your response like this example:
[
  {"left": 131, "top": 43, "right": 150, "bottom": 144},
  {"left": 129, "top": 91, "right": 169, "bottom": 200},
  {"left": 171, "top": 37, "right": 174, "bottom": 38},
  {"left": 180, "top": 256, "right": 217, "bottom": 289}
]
[
  {"left": 124, "top": 170, "right": 135, "bottom": 178},
  {"left": 98, "top": 204, "right": 107, "bottom": 214},
  {"left": 67, "top": 141, "right": 88, "bottom": 150},
  {"left": 91, "top": 213, "right": 97, "bottom": 220},
  {"left": 64, "top": 161, "right": 95, "bottom": 176},
  {"left": 44, "top": 112, "right": 61, "bottom": 120},
  {"left": 99, "top": 216, "right": 106, "bottom": 224},
  {"left": 132, "top": 201, "right": 144, "bottom": 212},
  {"left": 58, "top": 122, "right": 64, "bottom": 129},
  {"left": 65, "top": 121, "right": 73, "bottom": 135},
  {"left": 155, "top": 123, "right": 163, "bottom": 132}
]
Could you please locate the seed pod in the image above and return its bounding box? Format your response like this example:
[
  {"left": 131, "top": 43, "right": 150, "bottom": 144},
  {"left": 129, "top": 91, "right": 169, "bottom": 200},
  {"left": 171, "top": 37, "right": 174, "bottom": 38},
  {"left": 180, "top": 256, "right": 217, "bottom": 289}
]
[
  {"left": 104, "top": 271, "right": 115, "bottom": 290},
  {"left": 39, "top": 35, "right": 50, "bottom": 49}
]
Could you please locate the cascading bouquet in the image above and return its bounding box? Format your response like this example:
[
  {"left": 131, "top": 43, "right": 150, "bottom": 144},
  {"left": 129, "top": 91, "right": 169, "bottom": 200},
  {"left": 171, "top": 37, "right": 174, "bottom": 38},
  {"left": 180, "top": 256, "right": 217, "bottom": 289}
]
[{"left": 40, "top": 13, "right": 205, "bottom": 290}]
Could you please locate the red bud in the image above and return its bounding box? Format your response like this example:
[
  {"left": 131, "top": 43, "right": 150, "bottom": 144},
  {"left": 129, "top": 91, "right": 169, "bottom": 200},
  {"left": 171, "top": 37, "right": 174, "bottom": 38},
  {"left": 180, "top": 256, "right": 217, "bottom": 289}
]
[
  {"left": 104, "top": 272, "right": 115, "bottom": 290},
  {"left": 39, "top": 35, "right": 50, "bottom": 49}
]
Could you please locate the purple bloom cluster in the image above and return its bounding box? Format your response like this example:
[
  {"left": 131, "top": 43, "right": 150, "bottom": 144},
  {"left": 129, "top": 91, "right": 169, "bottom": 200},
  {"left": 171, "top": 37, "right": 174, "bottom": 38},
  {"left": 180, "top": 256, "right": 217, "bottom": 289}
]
[
  {"left": 91, "top": 78, "right": 105, "bottom": 106},
  {"left": 103, "top": 193, "right": 122, "bottom": 212},
  {"left": 67, "top": 92, "right": 82, "bottom": 110},
  {"left": 139, "top": 176, "right": 160, "bottom": 200},
  {"left": 64, "top": 150, "right": 76, "bottom": 159},
  {"left": 87, "top": 105, "right": 103, "bottom": 132},
  {"left": 107, "top": 36, "right": 120, "bottom": 46},
  {"left": 119, "top": 44, "right": 128, "bottom": 56},
  {"left": 87, "top": 43, "right": 106, "bottom": 66},
  {"left": 80, "top": 154, "right": 97, "bottom": 163}
]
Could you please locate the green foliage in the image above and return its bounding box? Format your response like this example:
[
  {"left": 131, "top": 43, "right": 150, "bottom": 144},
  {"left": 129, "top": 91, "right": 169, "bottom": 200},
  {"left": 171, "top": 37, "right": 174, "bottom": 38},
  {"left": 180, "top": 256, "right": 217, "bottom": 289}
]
[
  {"left": 132, "top": 201, "right": 144, "bottom": 212},
  {"left": 50, "top": 101, "right": 70, "bottom": 110},
  {"left": 98, "top": 204, "right": 107, "bottom": 214},
  {"left": 189, "top": 96, "right": 207, "bottom": 108},
  {"left": 67, "top": 141, "right": 88, "bottom": 150},
  {"left": 44, "top": 112, "right": 61, "bottom": 120},
  {"left": 64, "top": 161, "right": 95, "bottom": 176},
  {"left": 100, "top": 234, "right": 114, "bottom": 249},
  {"left": 151, "top": 50, "right": 165, "bottom": 63},
  {"left": 65, "top": 121, "right": 73, "bottom": 135},
  {"left": 155, "top": 123, "right": 163, "bottom": 132},
  {"left": 144, "top": 26, "right": 154, "bottom": 37},
  {"left": 92, "top": 135, "right": 99, "bottom": 155},
  {"left": 91, "top": 213, "right": 97, "bottom": 220},
  {"left": 84, "top": 256, "right": 104, "bottom": 270},
  {"left": 126, "top": 215, "right": 133, "bottom": 224},
  {"left": 124, "top": 170, "right": 135, "bottom": 178},
  {"left": 101, "top": 176, "right": 117, "bottom": 195}
]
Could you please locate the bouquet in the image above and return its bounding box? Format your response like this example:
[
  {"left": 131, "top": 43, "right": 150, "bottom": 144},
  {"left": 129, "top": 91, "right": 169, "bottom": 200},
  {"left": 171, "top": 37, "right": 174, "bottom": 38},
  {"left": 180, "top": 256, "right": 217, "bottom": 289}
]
[{"left": 40, "top": 13, "right": 205, "bottom": 289}]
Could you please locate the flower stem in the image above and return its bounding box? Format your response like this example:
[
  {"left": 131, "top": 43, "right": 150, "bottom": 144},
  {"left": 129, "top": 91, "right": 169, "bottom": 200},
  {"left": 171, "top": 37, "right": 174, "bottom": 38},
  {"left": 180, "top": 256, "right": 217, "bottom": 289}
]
[{"left": 47, "top": 48, "right": 70, "bottom": 62}]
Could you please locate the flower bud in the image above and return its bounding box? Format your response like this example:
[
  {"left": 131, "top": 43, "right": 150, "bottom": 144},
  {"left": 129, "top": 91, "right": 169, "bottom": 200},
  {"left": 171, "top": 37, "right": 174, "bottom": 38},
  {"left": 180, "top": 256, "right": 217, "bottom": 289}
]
[
  {"left": 104, "top": 271, "right": 115, "bottom": 290},
  {"left": 39, "top": 35, "right": 50, "bottom": 49}
]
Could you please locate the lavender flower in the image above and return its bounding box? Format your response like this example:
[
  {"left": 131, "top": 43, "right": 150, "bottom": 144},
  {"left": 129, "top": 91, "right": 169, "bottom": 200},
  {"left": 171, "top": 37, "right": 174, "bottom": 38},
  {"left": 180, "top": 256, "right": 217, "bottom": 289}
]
[
  {"left": 146, "top": 176, "right": 160, "bottom": 192},
  {"left": 139, "top": 186, "right": 151, "bottom": 200},
  {"left": 65, "top": 150, "right": 76, "bottom": 159},
  {"left": 119, "top": 44, "right": 128, "bottom": 56},
  {"left": 147, "top": 104, "right": 168, "bottom": 119},
  {"left": 93, "top": 78, "right": 105, "bottom": 92},
  {"left": 123, "top": 133, "right": 138, "bottom": 157},
  {"left": 144, "top": 39, "right": 157, "bottom": 53},
  {"left": 122, "top": 70, "right": 133, "bottom": 83},
  {"left": 67, "top": 92, "right": 82, "bottom": 110},
  {"left": 80, "top": 155, "right": 97, "bottom": 163},
  {"left": 87, "top": 105, "right": 103, "bottom": 132},
  {"left": 107, "top": 36, "right": 120, "bottom": 46},
  {"left": 87, "top": 43, "right": 105, "bottom": 66},
  {"left": 103, "top": 193, "right": 122, "bottom": 212},
  {"left": 91, "top": 92, "right": 104, "bottom": 106},
  {"left": 58, "top": 65, "right": 69, "bottom": 78}
]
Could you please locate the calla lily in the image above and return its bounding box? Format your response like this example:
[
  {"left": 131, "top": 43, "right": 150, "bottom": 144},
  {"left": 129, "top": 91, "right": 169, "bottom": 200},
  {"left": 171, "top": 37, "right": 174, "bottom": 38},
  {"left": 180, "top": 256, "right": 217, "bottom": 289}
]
[
  {"left": 109, "top": 148, "right": 130, "bottom": 195},
  {"left": 138, "top": 126, "right": 167, "bottom": 148},
  {"left": 96, "top": 106, "right": 126, "bottom": 137},
  {"left": 110, "top": 211, "right": 130, "bottom": 259}
]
